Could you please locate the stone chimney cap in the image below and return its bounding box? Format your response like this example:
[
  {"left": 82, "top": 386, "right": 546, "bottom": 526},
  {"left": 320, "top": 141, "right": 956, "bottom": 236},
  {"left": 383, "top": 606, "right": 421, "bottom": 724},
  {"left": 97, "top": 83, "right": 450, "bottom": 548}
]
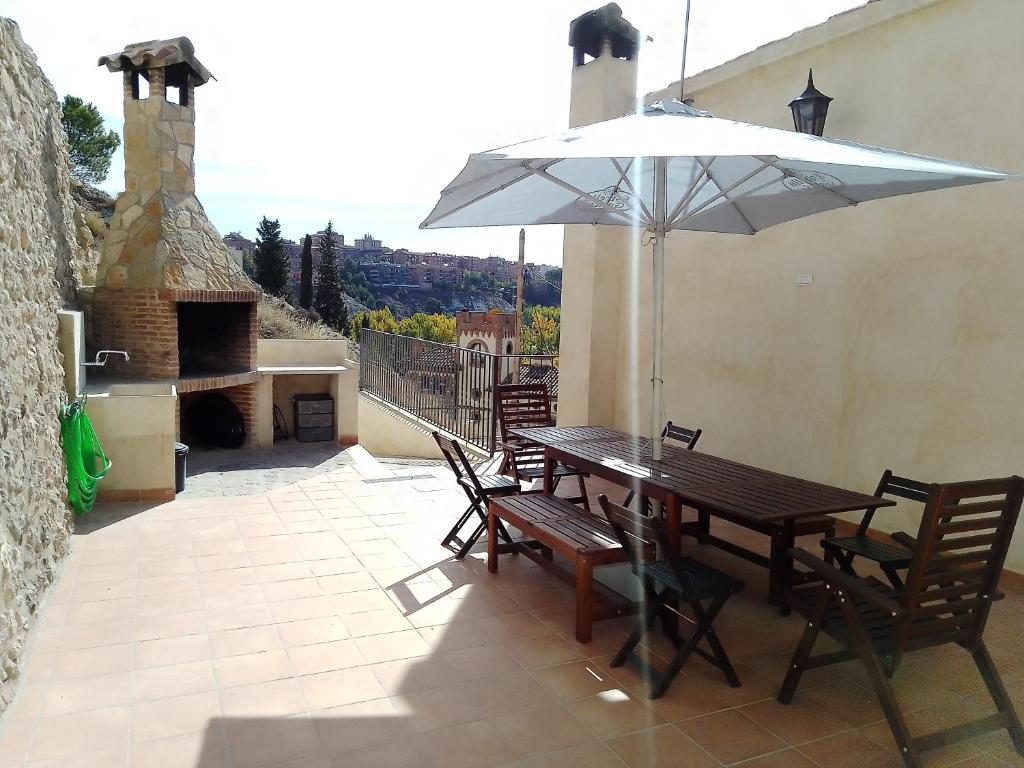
[
  {"left": 569, "top": 3, "right": 643, "bottom": 62},
  {"left": 98, "top": 37, "right": 214, "bottom": 87}
]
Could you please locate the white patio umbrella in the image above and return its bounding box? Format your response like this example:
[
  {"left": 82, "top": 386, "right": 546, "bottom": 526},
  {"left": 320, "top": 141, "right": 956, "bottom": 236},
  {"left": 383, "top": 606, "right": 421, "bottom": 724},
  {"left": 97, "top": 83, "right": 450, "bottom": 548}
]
[{"left": 421, "top": 100, "right": 1012, "bottom": 459}]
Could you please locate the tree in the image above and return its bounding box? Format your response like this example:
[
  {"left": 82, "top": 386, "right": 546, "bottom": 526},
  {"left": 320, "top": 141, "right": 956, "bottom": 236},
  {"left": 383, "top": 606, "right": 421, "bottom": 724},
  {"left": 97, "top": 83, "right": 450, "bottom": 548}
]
[
  {"left": 253, "top": 217, "right": 290, "bottom": 298},
  {"left": 60, "top": 96, "right": 120, "bottom": 184},
  {"left": 314, "top": 221, "right": 348, "bottom": 331},
  {"left": 522, "top": 306, "right": 560, "bottom": 354},
  {"left": 298, "top": 234, "right": 313, "bottom": 309},
  {"left": 424, "top": 297, "right": 443, "bottom": 314}
]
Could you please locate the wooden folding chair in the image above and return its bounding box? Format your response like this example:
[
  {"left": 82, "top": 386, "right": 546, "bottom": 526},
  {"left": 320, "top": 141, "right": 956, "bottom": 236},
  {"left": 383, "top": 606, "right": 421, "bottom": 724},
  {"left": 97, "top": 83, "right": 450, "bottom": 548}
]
[
  {"left": 599, "top": 494, "right": 744, "bottom": 699},
  {"left": 622, "top": 421, "right": 702, "bottom": 509},
  {"left": 433, "top": 431, "right": 519, "bottom": 558},
  {"left": 779, "top": 476, "right": 1024, "bottom": 768},
  {"left": 496, "top": 383, "right": 591, "bottom": 511},
  {"left": 821, "top": 469, "right": 930, "bottom": 589}
]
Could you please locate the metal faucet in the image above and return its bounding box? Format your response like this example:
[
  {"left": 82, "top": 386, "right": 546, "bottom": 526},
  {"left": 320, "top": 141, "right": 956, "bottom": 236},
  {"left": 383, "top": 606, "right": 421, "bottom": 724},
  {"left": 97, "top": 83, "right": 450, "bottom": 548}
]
[{"left": 83, "top": 350, "right": 131, "bottom": 367}]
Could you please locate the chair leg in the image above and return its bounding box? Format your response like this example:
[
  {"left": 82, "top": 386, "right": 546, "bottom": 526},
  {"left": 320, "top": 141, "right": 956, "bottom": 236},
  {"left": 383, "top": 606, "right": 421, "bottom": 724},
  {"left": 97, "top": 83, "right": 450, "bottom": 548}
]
[
  {"left": 973, "top": 642, "right": 1024, "bottom": 755},
  {"left": 778, "top": 584, "right": 832, "bottom": 704},
  {"left": 611, "top": 590, "right": 661, "bottom": 668},
  {"left": 697, "top": 510, "right": 711, "bottom": 544},
  {"left": 622, "top": 489, "right": 636, "bottom": 509},
  {"left": 841, "top": 598, "right": 921, "bottom": 768},
  {"left": 455, "top": 519, "right": 486, "bottom": 559},
  {"left": 442, "top": 503, "right": 476, "bottom": 547},
  {"left": 696, "top": 596, "right": 740, "bottom": 687},
  {"left": 487, "top": 510, "right": 499, "bottom": 573},
  {"left": 575, "top": 556, "right": 594, "bottom": 643},
  {"left": 882, "top": 568, "right": 905, "bottom": 591}
]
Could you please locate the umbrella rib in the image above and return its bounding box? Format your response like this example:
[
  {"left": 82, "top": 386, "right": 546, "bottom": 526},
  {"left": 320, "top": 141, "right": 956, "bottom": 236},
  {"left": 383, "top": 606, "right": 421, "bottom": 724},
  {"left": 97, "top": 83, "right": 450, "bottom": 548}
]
[
  {"left": 754, "top": 155, "right": 859, "bottom": 206},
  {"left": 696, "top": 157, "right": 756, "bottom": 235},
  {"left": 677, "top": 160, "right": 774, "bottom": 224},
  {"left": 530, "top": 167, "right": 650, "bottom": 226},
  {"left": 667, "top": 162, "right": 711, "bottom": 225},
  {"left": 609, "top": 158, "right": 654, "bottom": 224},
  {"left": 430, "top": 160, "right": 562, "bottom": 225}
]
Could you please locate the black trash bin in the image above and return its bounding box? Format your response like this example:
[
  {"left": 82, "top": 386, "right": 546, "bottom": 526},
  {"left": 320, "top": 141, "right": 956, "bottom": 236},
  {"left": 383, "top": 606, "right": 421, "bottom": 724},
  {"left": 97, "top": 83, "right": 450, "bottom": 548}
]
[{"left": 174, "top": 442, "right": 189, "bottom": 493}]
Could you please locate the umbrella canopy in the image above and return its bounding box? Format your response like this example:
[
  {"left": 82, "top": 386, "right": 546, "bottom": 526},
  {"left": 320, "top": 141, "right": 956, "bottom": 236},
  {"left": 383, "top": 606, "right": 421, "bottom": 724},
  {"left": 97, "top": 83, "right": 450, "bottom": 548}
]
[{"left": 421, "top": 100, "right": 1013, "bottom": 457}]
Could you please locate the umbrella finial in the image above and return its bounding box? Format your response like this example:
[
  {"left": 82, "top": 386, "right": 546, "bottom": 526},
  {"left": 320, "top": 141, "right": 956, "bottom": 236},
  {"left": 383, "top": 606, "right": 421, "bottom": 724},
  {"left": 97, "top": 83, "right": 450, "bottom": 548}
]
[{"left": 807, "top": 68, "right": 815, "bottom": 90}]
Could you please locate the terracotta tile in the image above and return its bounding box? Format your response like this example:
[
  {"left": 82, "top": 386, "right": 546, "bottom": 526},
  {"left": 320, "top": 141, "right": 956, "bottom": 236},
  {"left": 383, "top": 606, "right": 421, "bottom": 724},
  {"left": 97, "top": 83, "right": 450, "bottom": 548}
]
[
  {"left": 795, "top": 731, "right": 904, "bottom": 768},
  {"left": 0, "top": 716, "right": 35, "bottom": 766},
  {"left": 277, "top": 616, "right": 350, "bottom": 647},
  {"left": 133, "top": 660, "right": 217, "bottom": 702},
  {"left": 205, "top": 603, "right": 275, "bottom": 632},
  {"left": 42, "top": 671, "right": 132, "bottom": 716},
  {"left": 490, "top": 704, "right": 595, "bottom": 757},
  {"left": 318, "top": 572, "right": 379, "bottom": 594},
  {"left": 253, "top": 562, "right": 315, "bottom": 583},
  {"left": 414, "top": 719, "right": 521, "bottom": 768},
  {"left": 73, "top": 578, "right": 137, "bottom": 603},
  {"left": 329, "top": 739, "right": 423, "bottom": 768},
  {"left": 308, "top": 557, "right": 364, "bottom": 578},
  {"left": 130, "top": 729, "right": 228, "bottom": 768},
  {"left": 287, "top": 639, "right": 366, "bottom": 676},
  {"left": 631, "top": 663, "right": 777, "bottom": 722},
  {"left": 504, "top": 633, "right": 586, "bottom": 670},
  {"left": 29, "top": 706, "right": 130, "bottom": 762},
  {"left": 567, "top": 688, "right": 666, "bottom": 739},
  {"left": 207, "top": 626, "right": 279, "bottom": 658},
  {"left": 521, "top": 741, "right": 624, "bottom": 768},
  {"left": 270, "top": 596, "right": 338, "bottom": 623},
  {"left": 331, "top": 590, "right": 397, "bottom": 616},
  {"left": 138, "top": 557, "right": 196, "bottom": 578},
  {"left": 735, "top": 748, "right": 820, "bottom": 768},
  {"left": 25, "top": 744, "right": 129, "bottom": 768},
  {"left": 313, "top": 698, "right": 411, "bottom": 754},
  {"left": 220, "top": 677, "right": 308, "bottom": 718},
  {"left": 341, "top": 608, "right": 414, "bottom": 638},
  {"left": 136, "top": 589, "right": 204, "bottom": 617},
  {"left": 213, "top": 649, "right": 294, "bottom": 688},
  {"left": 740, "top": 694, "right": 850, "bottom": 745},
  {"left": 416, "top": 621, "right": 490, "bottom": 652},
  {"left": 224, "top": 714, "right": 325, "bottom": 768},
  {"left": 802, "top": 679, "right": 884, "bottom": 727},
  {"left": 298, "top": 666, "right": 386, "bottom": 710},
  {"left": 130, "top": 690, "right": 221, "bottom": 743},
  {"left": 262, "top": 578, "right": 325, "bottom": 602},
  {"left": 65, "top": 597, "right": 137, "bottom": 625},
  {"left": 202, "top": 583, "right": 267, "bottom": 609},
  {"left": 677, "top": 709, "right": 787, "bottom": 765},
  {"left": 58, "top": 618, "right": 135, "bottom": 651},
  {"left": 354, "top": 629, "right": 431, "bottom": 664},
  {"left": 370, "top": 656, "right": 454, "bottom": 696},
  {"left": 607, "top": 724, "right": 719, "bottom": 768},
  {"left": 5, "top": 682, "right": 47, "bottom": 721},
  {"left": 50, "top": 643, "right": 133, "bottom": 681},
  {"left": 135, "top": 610, "right": 206, "bottom": 642},
  {"left": 532, "top": 659, "right": 622, "bottom": 701},
  {"left": 135, "top": 633, "right": 211, "bottom": 668}
]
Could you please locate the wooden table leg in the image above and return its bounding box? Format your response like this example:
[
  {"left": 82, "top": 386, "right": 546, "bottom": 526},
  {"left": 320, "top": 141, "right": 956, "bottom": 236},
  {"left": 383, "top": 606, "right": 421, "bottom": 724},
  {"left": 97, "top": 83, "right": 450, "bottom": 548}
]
[
  {"left": 769, "top": 519, "right": 796, "bottom": 615},
  {"left": 543, "top": 451, "right": 555, "bottom": 494},
  {"left": 487, "top": 507, "right": 498, "bottom": 574},
  {"left": 575, "top": 555, "right": 593, "bottom": 643},
  {"left": 664, "top": 495, "right": 682, "bottom": 561}
]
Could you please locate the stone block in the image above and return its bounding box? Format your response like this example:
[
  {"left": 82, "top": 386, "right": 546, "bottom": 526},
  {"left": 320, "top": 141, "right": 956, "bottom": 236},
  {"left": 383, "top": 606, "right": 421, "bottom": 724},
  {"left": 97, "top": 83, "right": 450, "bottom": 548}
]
[
  {"left": 105, "top": 264, "right": 128, "bottom": 288},
  {"left": 171, "top": 121, "right": 195, "bottom": 144},
  {"left": 121, "top": 204, "right": 143, "bottom": 230}
]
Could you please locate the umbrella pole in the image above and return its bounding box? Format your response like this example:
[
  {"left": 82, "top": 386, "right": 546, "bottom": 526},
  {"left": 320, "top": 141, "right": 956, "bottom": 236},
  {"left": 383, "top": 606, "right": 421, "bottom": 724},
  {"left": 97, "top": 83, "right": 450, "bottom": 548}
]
[{"left": 651, "top": 157, "right": 668, "bottom": 462}]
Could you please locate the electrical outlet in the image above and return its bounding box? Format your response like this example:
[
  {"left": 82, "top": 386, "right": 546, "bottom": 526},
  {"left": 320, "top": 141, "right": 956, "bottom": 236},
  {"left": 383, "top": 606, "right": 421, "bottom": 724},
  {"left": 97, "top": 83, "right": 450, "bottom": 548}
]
[{"left": 796, "top": 274, "right": 813, "bottom": 286}]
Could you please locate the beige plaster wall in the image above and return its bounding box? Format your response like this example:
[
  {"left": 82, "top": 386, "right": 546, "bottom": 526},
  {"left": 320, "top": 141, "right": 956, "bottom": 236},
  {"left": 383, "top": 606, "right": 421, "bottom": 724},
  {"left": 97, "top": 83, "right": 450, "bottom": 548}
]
[
  {"left": 358, "top": 393, "right": 444, "bottom": 459},
  {"left": 86, "top": 389, "right": 177, "bottom": 499},
  {"left": 257, "top": 338, "right": 350, "bottom": 367},
  {"left": 560, "top": 0, "right": 1024, "bottom": 569}
]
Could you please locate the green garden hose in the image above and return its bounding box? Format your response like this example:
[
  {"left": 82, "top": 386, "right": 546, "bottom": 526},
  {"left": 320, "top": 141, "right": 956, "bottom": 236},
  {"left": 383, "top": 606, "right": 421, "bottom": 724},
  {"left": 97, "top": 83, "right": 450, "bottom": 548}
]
[{"left": 60, "top": 400, "right": 111, "bottom": 515}]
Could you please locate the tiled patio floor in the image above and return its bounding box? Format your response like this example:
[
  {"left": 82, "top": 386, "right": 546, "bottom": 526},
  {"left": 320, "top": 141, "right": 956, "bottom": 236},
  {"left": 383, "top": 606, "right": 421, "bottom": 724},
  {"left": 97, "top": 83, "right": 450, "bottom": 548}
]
[{"left": 1, "top": 443, "right": 1022, "bottom": 768}]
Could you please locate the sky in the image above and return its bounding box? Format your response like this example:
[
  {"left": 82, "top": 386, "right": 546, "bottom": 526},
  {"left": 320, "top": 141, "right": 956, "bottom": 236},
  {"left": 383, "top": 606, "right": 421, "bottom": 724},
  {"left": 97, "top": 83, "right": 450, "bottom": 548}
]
[{"left": 6, "top": 0, "right": 864, "bottom": 265}]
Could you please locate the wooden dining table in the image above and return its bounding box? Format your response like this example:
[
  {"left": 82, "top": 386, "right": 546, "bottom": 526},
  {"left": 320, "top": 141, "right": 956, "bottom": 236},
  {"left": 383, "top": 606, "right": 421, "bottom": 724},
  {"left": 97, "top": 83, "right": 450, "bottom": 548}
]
[{"left": 508, "top": 425, "right": 895, "bottom": 610}]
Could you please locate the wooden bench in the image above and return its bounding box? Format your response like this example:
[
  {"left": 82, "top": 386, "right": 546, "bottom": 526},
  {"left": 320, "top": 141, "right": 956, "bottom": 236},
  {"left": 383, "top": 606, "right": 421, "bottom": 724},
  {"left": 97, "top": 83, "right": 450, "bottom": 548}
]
[{"left": 487, "top": 494, "right": 649, "bottom": 642}]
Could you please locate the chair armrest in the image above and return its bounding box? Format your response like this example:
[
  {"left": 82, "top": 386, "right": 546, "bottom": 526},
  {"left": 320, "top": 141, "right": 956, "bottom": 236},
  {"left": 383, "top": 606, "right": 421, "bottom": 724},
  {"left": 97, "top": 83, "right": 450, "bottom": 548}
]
[
  {"left": 890, "top": 531, "right": 916, "bottom": 549},
  {"left": 789, "top": 548, "right": 906, "bottom": 617}
]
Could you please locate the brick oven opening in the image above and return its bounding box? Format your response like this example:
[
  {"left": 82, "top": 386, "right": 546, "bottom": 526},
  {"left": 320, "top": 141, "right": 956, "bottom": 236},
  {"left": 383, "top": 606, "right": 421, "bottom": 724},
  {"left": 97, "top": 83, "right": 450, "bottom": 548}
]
[{"left": 177, "top": 302, "right": 255, "bottom": 378}]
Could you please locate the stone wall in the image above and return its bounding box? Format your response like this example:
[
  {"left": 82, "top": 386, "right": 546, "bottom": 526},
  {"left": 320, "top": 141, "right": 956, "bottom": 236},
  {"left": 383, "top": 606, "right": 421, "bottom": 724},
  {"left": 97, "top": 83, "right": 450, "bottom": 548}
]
[{"left": 0, "top": 19, "right": 78, "bottom": 708}]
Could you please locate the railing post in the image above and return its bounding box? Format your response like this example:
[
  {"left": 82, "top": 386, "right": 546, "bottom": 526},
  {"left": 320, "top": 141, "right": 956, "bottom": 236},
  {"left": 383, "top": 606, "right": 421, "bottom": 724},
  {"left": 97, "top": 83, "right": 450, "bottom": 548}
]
[{"left": 489, "top": 352, "right": 501, "bottom": 455}]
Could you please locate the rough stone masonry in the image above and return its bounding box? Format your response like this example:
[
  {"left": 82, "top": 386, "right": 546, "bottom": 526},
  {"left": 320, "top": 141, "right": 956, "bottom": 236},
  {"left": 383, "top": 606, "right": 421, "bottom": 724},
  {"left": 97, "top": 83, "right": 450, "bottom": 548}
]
[{"left": 0, "top": 18, "right": 82, "bottom": 709}]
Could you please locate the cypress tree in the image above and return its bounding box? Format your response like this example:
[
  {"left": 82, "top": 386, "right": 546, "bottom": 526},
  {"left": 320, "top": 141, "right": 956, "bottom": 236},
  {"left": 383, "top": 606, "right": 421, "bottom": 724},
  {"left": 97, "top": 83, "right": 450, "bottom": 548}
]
[
  {"left": 253, "top": 216, "right": 290, "bottom": 298},
  {"left": 298, "top": 234, "right": 313, "bottom": 309},
  {"left": 314, "top": 221, "right": 348, "bottom": 331}
]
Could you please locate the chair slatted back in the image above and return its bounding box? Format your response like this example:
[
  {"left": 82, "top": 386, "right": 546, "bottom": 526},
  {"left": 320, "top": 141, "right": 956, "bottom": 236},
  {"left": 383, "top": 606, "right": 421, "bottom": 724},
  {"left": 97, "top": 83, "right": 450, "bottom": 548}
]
[
  {"left": 599, "top": 495, "right": 702, "bottom": 597},
  {"left": 663, "top": 422, "right": 702, "bottom": 450},
  {"left": 496, "top": 384, "right": 554, "bottom": 443},
  {"left": 896, "top": 476, "right": 1024, "bottom": 657},
  {"left": 433, "top": 431, "right": 486, "bottom": 499},
  {"left": 857, "top": 469, "right": 933, "bottom": 535}
]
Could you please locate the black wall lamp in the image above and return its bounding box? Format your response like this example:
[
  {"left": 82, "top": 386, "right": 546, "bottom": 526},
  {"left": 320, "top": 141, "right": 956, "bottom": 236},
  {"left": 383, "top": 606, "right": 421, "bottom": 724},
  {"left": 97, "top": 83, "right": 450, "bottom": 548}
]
[{"left": 789, "top": 69, "right": 833, "bottom": 137}]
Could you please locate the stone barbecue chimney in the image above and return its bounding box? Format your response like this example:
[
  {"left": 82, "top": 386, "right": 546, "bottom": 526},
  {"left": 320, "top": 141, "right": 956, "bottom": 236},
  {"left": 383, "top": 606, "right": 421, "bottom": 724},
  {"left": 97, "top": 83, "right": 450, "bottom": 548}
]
[{"left": 92, "top": 38, "right": 260, "bottom": 444}]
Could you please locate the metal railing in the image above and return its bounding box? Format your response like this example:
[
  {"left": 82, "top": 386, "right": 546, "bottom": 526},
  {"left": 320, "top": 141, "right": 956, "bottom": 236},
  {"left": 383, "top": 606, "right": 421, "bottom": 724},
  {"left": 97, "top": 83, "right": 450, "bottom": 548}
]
[{"left": 358, "top": 328, "right": 557, "bottom": 453}]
